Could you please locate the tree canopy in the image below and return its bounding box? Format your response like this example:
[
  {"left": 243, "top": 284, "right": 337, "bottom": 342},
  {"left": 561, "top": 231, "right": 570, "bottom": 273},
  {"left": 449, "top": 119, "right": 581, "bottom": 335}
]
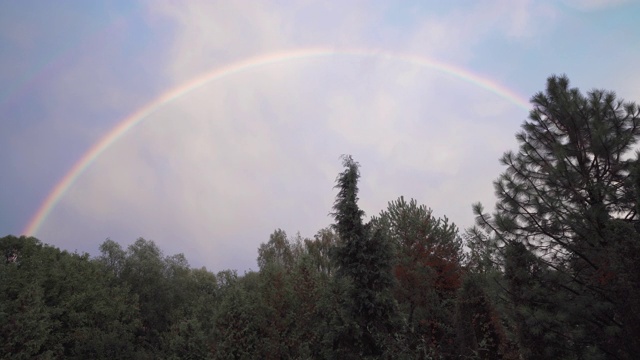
[
  {"left": 3, "top": 75, "right": 640, "bottom": 359},
  {"left": 470, "top": 75, "right": 640, "bottom": 359}
]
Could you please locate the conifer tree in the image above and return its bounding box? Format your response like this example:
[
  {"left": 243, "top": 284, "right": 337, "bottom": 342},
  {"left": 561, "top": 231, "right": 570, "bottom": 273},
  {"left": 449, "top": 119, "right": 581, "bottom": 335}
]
[
  {"left": 454, "top": 274, "right": 510, "bottom": 360},
  {"left": 331, "top": 155, "right": 399, "bottom": 357},
  {"left": 470, "top": 75, "right": 640, "bottom": 359}
]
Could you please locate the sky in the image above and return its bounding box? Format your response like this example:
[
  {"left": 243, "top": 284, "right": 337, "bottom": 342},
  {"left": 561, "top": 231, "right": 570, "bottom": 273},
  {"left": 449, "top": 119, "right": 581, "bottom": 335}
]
[{"left": 1, "top": 0, "right": 639, "bottom": 273}]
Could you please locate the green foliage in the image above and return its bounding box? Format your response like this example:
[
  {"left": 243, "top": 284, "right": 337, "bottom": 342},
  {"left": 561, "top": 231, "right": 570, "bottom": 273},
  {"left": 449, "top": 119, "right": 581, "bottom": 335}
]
[
  {"left": 163, "top": 317, "right": 212, "bottom": 360},
  {"left": 454, "top": 274, "right": 513, "bottom": 360},
  {"left": 119, "top": 238, "right": 173, "bottom": 351},
  {"left": 331, "top": 155, "right": 367, "bottom": 245},
  {"left": 97, "top": 238, "right": 126, "bottom": 277},
  {"left": 503, "top": 242, "right": 577, "bottom": 360},
  {"left": 257, "top": 229, "right": 294, "bottom": 271},
  {"left": 211, "top": 271, "right": 267, "bottom": 359},
  {"left": 378, "top": 196, "right": 464, "bottom": 358},
  {"left": 303, "top": 227, "right": 337, "bottom": 276},
  {"left": 469, "top": 75, "right": 640, "bottom": 359},
  {"left": 0, "top": 235, "right": 141, "bottom": 359},
  {"left": 8, "top": 76, "right": 640, "bottom": 358},
  {"left": 331, "top": 155, "right": 400, "bottom": 357}
]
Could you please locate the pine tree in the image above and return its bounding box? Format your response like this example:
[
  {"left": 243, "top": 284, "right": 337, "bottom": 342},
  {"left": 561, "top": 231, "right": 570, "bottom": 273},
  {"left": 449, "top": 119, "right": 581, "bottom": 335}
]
[{"left": 470, "top": 75, "right": 640, "bottom": 359}]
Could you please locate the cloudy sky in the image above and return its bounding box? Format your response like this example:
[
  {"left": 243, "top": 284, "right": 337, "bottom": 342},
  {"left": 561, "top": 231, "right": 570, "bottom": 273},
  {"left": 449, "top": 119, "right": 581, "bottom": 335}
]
[{"left": 1, "top": 0, "right": 639, "bottom": 272}]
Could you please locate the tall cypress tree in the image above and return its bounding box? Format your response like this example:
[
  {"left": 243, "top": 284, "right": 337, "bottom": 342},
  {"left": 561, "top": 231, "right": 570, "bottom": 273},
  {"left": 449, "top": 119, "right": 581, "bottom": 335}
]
[
  {"left": 331, "top": 155, "right": 399, "bottom": 357},
  {"left": 470, "top": 75, "right": 640, "bottom": 359}
]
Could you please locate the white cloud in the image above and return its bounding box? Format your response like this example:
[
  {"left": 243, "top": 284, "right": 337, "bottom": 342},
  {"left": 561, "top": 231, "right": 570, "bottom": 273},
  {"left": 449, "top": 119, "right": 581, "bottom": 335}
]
[
  {"left": 34, "top": 0, "right": 542, "bottom": 272},
  {"left": 401, "top": 0, "right": 558, "bottom": 62}
]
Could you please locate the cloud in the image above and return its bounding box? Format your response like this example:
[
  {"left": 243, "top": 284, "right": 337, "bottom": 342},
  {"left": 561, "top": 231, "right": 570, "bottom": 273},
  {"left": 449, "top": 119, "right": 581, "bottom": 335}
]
[
  {"left": 562, "top": 0, "right": 630, "bottom": 11},
  {"left": 32, "top": 0, "right": 541, "bottom": 272}
]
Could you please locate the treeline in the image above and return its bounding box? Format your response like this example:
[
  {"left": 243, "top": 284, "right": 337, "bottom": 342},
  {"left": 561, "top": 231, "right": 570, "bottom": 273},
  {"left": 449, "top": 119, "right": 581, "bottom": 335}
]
[{"left": 2, "top": 75, "right": 640, "bottom": 359}]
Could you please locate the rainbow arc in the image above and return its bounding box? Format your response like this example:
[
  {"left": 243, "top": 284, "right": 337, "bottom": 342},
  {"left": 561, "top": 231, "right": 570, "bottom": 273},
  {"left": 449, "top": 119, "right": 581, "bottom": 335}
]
[{"left": 23, "top": 47, "right": 530, "bottom": 236}]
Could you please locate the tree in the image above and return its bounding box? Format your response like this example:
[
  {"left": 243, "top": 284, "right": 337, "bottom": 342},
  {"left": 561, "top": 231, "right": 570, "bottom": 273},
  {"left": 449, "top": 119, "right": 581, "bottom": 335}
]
[
  {"left": 330, "top": 155, "right": 399, "bottom": 357},
  {"left": 470, "top": 75, "right": 640, "bottom": 359},
  {"left": 0, "top": 236, "right": 141, "bottom": 359},
  {"left": 97, "top": 238, "right": 126, "bottom": 278},
  {"left": 502, "top": 242, "right": 573, "bottom": 360},
  {"left": 379, "top": 197, "right": 464, "bottom": 357},
  {"left": 211, "top": 271, "right": 268, "bottom": 359},
  {"left": 118, "top": 238, "right": 198, "bottom": 354},
  {"left": 454, "top": 274, "right": 511, "bottom": 360},
  {"left": 257, "top": 229, "right": 294, "bottom": 271},
  {"left": 160, "top": 265, "right": 218, "bottom": 360},
  {"left": 304, "top": 227, "right": 338, "bottom": 276}
]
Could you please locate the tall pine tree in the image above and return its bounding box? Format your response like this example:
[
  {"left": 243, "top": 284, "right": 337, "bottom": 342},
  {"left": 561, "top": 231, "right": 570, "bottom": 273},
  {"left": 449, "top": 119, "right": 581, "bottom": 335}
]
[{"left": 470, "top": 75, "right": 640, "bottom": 359}]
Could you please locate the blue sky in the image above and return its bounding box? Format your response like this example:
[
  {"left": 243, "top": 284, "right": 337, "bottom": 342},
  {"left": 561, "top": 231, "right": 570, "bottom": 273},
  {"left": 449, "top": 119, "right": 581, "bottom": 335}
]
[{"left": 1, "top": 0, "right": 639, "bottom": 272}]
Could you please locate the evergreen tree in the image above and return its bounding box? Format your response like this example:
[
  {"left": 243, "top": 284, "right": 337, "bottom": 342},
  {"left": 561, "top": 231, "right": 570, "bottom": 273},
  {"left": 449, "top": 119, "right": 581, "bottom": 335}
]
[
  {"left": 454, "top": 274, "right": 511, "bottom": 360},
  {"left": 470, "top": 75, "right": 640, "bottom": 359},
  {"left": 503, "top": 242, "right": 575, "bottom": 360},
  {"left": 330, "top": 155, "right": 399, "bottom": 357}
]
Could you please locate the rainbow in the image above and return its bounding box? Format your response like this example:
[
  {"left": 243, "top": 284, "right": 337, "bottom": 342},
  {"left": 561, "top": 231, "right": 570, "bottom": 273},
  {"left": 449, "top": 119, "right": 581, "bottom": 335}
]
[{"left": 22, "top": 47, "right": 531, "bottom": 236}]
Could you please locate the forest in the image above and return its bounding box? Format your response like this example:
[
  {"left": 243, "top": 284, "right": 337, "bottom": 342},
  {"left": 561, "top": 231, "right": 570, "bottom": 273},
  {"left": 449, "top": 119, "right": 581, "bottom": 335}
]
[{"left": 2, "top": 75, "right": 640, "bottom": 359}]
